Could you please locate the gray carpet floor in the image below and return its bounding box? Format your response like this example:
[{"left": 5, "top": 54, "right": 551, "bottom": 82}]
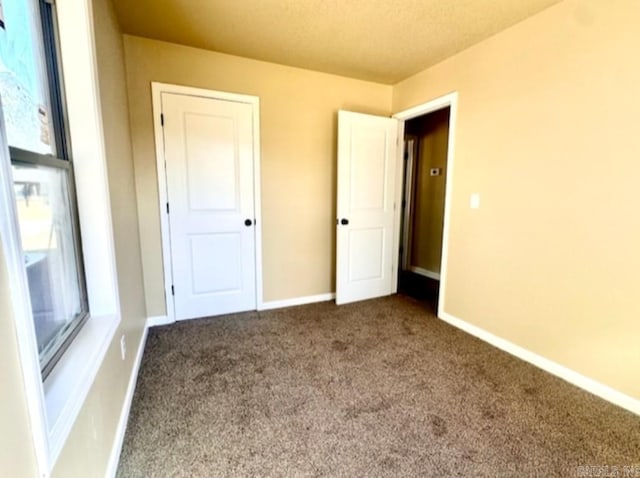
[{"left": 117, "top": 295, "right": 640, "bottom": 477}]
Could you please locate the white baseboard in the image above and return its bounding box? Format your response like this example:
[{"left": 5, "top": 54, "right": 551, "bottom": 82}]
[
  {"left": 146, "top": 315, "right": 173, "bottom": 327},
  {"left": 409, "top": 266, "right": 440, "bottom": 281},
  {"left": 105, "top": 323, "right": 149, "bottom": 478},
  {"left": 439, "top": 311, "right": 640, "bottom": 416},
  {"left": 259, "top": 293, "right": 335, "bottom": 311}
]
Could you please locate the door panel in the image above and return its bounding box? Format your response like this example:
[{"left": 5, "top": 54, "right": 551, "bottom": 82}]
[
  {"left": 162, "top": 92, "right": 256, "bottom": 320},
  {"left": 348, "top": 228, "right": 385, "bottom": 281},
  {"left": 336, "top": 111, "right": 398, "bottom": 305},
  {"left": 184, "top": 113, "right": 238, "bottom": 211},
  {"left": 350, "top": 127, "right": 388, "bottom": 210},
  {"left": 189, "top": 233, "right": 242, "bottom": 294}
]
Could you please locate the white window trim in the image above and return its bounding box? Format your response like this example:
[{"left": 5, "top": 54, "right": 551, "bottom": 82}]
[
  {"left": 0, "top": 0, "right": 121, "bottom": 475},
  {"left": 0, "top": 111, "right": 50, "bottom": 477}
]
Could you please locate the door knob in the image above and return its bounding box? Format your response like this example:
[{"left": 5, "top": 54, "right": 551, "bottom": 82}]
[
  {"left": 244, "top": 219, "right": 253, "bottom": 226},
  {"left": 340, "top": 218, "right": 349, "bottom": 225}
]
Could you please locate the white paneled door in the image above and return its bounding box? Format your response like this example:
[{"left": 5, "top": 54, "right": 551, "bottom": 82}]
[
  {"left": 336, "top": 111, "right": 399, "bottom": 305},
  {"left": 162, "top": 92, "right": 256, "bottom": 320}
]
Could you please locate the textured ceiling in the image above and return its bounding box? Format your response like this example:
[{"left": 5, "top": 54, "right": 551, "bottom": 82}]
[{"left": 112, "top": 0, "right": 562, "bottom": 84}]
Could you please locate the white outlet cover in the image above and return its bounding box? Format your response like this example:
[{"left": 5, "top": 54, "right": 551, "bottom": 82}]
[
  {"left": 470, "top": 193, "right": 481, "bottom": 209},
  {"left": 120, "top": 334, "right": 126, "bottom": 360}
]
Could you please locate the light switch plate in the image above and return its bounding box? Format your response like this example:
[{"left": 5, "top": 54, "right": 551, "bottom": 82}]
[{"left": 470, "top": 193, "right": 480, "bottom": 209}]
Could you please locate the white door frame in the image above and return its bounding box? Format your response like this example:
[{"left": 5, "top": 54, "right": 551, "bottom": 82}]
[
  {"left": 151, "top": 82, "right": 263, "bottom": 323},
  {"left": 392, "top": 92, "right": 458, "bottom": 319},
  {"left": 400, "top": 135, "right": 418, "bottom": 271}
]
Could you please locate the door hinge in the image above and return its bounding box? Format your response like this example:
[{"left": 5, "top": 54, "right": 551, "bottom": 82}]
[
  {"left": 171, "top": 285, "right": 175, "bottom": 296},
  {"left": 161, "top": 114, "right": 164, "bottom": 126},
  {"left": 166, "top": 202, "right": 170, "bottom": 214}
]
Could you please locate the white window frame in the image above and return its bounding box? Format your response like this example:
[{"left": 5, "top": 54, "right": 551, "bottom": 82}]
[{"left": 0, "top": 0, "right": 120, "bottom": 475}]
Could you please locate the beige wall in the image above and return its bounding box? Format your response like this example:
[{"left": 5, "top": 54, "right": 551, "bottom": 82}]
[
  {"left": 405, "top": 109, "right": 450, "bottom": 274},
  {"left": 0, "top": 248, "right": 39, "bottom": 478},
  {"left": 123, "top": 36, "right": 392, "bottom": 315},
  {"left": 4, "top": 2, "right": 639, "bottom": 476},
  {"left": 394, "top": 0, "right": 640, "bottom": 399},
  {"left": 52, "top": 0, "right": 147, "bottom": 476}
]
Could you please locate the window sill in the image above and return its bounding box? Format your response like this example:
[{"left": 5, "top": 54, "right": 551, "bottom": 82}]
[{"left": 43, "top": 313, "right": 120, "bottom": 465}]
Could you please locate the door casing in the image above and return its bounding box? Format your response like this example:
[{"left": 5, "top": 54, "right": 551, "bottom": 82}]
[
  {"left": 152, "top": 82, "right": 263, "bottom": 323},
  {"left": 392, "top": 92, "right": 458, "bottom": 318},
  {"left": 400, "top": 136, "right": 418, "bottom": 272}
]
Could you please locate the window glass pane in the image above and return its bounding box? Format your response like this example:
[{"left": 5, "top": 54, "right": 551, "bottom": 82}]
[
  {"left": 12, "top": 163, "right": 83, "bottom": 367},
  {"left": 0, "top": 0, "right": 55, "bottom": 155}
]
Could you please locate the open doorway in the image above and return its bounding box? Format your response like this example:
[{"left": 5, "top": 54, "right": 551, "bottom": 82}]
[{"left": 397, "top": 107, "right": 451, "bottom": 311}]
